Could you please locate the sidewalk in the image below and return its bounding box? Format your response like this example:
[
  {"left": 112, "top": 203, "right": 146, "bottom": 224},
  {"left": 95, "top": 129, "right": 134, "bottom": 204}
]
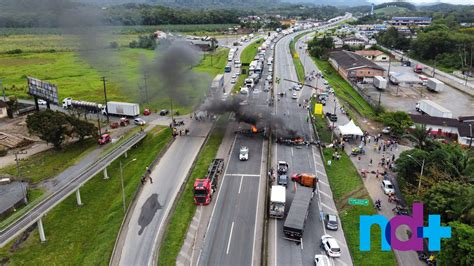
[{"left": 111, "top": 117, "right": 214, "bottom": 266}]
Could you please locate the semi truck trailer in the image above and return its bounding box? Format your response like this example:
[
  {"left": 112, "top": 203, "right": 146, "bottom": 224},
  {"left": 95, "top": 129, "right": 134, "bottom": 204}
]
[
  {"left": 416, "top": 100, "right": 452, "bottom": 118},
  {"left": 193, "top": 159, "right": 224, "bottom": 205},
  {"left": 373, "top": 76, "right": 387, "bottom": 90},
  {"left": 283, "top": 186, "right": 313, "bottom": 242},
  {"left": 426, "top": 78, "right": 445, "bottom": 92},
  {"left": 105, "top": 102, "right": 140, "bottom": 117}
]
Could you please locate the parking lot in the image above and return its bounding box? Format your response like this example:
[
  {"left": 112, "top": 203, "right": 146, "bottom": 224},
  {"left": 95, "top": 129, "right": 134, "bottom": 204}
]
[{"left": 362, "top": 61, "right": 474, "bottom": 117}]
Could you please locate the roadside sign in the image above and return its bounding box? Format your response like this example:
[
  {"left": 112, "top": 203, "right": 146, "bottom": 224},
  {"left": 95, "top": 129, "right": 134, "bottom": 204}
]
[
  {"left": 314, "top": 103, "right": 323, "bottom": 115},
  {"left": 348, "top": 198, "right": 369, "bottom": 206}
]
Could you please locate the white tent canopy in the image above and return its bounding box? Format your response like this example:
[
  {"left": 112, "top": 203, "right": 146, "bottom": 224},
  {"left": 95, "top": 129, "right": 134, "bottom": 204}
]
[{"left": 338, "top": 120, "right": 363, "bottom": 136}]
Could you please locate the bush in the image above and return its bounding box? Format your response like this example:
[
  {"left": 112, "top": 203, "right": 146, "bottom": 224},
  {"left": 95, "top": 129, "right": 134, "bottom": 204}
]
[
  {"left": 0, "top": 146, "right": 7, "bottom": 157},
  {"left": 5, "top": 49, "right": 22, "bottom": 54}
]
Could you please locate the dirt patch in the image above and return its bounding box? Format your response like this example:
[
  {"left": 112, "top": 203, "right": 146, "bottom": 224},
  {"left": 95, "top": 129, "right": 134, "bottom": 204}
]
[{"left": 9, "top": 224, "right": 37, "bottom": 252}]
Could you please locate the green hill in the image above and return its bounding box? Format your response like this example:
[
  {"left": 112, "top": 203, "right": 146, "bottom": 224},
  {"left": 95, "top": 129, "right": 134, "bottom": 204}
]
[{"left": 374, "top": 6, "right": 410, "bottom": 16}]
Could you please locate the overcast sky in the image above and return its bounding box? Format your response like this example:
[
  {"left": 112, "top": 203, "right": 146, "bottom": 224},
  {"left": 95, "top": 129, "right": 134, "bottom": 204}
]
[{"left": 372, "top": 0, "right": 474, "bottom": 4}]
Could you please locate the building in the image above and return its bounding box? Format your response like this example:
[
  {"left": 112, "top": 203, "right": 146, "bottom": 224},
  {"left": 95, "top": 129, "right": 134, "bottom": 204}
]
[
  {"left": 0, "top": 180, "right": 28, "bottom": 218},
  {"left": 342, "top": 37, "right": 367, "bottom": 47},
  {"left": 0, "top": 101, "right": 8, "bottom": 119},
  {"left": 333, "top": 37, "right": 343, "bottom": 48},
  {"left": 329, "top": 50, "right": 386, "bottom": 81},
  {"left": 410, "top": 114, "right": 473, "bottom": 146},
  {"left": 354, "top": 50, "right": 389, "bottom": 62},
  {"left": 388, "top": 17, "right": 432, "bottom": 27}
]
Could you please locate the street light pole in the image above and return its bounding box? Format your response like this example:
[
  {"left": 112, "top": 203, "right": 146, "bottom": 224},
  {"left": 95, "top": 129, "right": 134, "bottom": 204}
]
[
  {"left": 408, "top": 155, "right": 425, "bottom": 196},
  {"left": 102, "top": 77, "right": 109, "bottom": 124},
  {"left": 469, "top": 124, "right": 472, "bottom": 148},
  {"left": 119, "top": 158, "right": 137, "bottom": 213}
]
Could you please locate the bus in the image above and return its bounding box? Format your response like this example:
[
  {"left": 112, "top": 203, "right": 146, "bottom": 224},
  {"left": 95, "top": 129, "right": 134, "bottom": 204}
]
[{"left": 224, "top": 64, "right": 232, "bottom": 73}]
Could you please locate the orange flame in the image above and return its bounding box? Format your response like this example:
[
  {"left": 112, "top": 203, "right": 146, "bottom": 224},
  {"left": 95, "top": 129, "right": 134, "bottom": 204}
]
[{"left": 251, "top": 126, "right": 258, "bottom": 133}]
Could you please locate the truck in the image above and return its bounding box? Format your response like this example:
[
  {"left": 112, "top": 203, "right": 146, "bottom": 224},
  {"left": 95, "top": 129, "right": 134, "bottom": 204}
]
[
  {"left": 291, "top": 173, "right": 318, "bottom": 188},
  {"left": 373, "top": 76, "right": 387, "bottom": 90},
  {"left": 283, "top": 186, "right": 313, "bottom": 242},
  {"left": 414, "top": 64, "right": 423, "bottom": 73},
  {"left": 105, "top": 102, "right": 140, "bottom": 117},
  {"left": 193, "top": 159, "right": 225, "bottom": 205},
  {"left": 416, "top": 100, "right": 453, "bottom": 118},
  {"left": 62, "top": 97, "right": 102, "bottom": 112},
  {"left": 211, "top": 74, "right": 224, "bottom": 92},
  {"left": 426, "top": 78, "right": 445, "bottom": 92},
  {"left": 269, "top": 185, "right": 286, "bottom": 219}
]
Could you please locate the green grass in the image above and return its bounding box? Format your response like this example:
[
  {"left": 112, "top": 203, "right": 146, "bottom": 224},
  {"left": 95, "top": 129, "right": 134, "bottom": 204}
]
[
  {"left": 0, "top": 139, "right": 96, "bottom": 184},
  {"left": 313, "top": 57, "right": 376, "bottom": 118},
  {"left": 158, "top": 118, "right": 226, "bottom": 266},
  {"left": 290, "top": 33, "right": 306, "bottom": 82},
  {"left": 0, "top": 127, "right": 172, "bottom": 265},
  {"left": 194, "top": 48, "right": 230, "bottom": 77},
  {"left": 374, "top": 6, "right": 410, "bottom": 16},
  {"left": 313, "top": 114, "right": 332, "bottom": 143},
  {"left": 234, "top": 38, "right": 263, "bottom": 92}
]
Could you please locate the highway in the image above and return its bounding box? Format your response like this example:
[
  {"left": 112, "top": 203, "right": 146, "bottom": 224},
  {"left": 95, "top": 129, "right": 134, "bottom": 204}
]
[
  {"left": 0, "top": 131, "right": 146, "bottom": 248},
  {"left": 197, "top": 40, "right": 272, "bottom": 266}
]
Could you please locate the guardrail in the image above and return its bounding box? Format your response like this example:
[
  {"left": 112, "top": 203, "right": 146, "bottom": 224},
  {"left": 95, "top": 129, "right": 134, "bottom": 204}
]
[{"left": 0, "top": 132, "right": 146, "bottom": 248}]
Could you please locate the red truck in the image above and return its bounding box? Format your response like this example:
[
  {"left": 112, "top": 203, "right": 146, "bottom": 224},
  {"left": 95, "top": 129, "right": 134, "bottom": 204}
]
[{"left": 193, "top": 159, "right": 224, "bottom": 205}]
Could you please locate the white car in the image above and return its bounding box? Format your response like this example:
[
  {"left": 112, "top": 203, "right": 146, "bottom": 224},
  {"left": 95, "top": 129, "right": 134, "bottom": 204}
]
[
  {"left": 314, "top": 254, "right": 333, "bottom": 266},
  {"left": 232, "top": 74, "right": 237, "bottom": 79},
  {"left": 231, "top": 78, "right": 236, "bottom": 84},
  {"left": 292, "top": 93, "right": 297, "bottom": 99},
  {"left": 235, "top": 72, "right": 240, "bottom": 76},
  {"left": 37, "top": 99, "right": 47, "bottom": 105},
  {"left": 381, "top": 180, "right": 395, "bottom": 194},
  {"left": 134, "top": 118, "right": 146, "bottom": 126},
  {"left": 239, "top": 146, "right": 249, "bottom": 161},
  {"left": 321, "top": 235, "right": 341, "bottom": 258}
]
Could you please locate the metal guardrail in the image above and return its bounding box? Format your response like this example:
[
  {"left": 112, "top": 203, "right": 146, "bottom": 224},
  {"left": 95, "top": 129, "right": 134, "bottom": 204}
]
[{"left": 0, "top": 132, "right": 146, "bottom": 248}]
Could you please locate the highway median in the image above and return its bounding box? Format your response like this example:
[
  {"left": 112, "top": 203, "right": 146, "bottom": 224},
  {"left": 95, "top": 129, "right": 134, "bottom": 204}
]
[{"left": 234, "top": 38, "right": 263, "bottom": 93}]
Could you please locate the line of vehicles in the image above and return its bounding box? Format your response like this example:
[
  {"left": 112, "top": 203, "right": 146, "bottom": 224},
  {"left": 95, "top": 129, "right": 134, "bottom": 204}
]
[{"left": 62, "top": 97, "right": 140, "bottom": 117}]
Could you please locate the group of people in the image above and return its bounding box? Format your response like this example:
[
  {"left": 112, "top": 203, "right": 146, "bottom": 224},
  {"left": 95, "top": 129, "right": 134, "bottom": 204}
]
[{"left": 141, "top": 167, "right": 153, "bottom": 185}]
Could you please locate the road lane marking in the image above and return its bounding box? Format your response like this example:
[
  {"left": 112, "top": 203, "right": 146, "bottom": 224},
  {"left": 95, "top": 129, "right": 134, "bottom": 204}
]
[
  {"left": 225, "top": 174, "right": 260, "bottom": 177},
  {"left": 238, "top": 176, "right": 243, "bottom": 194},
  {"left": 321, "top": 202, "right": 336, "bottom": 212},
  {"left": 226, "top": 221, "right": 235, "bottom": 254},
  {"left": 319, "top": 189, "right": 330, "bottom": 198},
  {"left": 274, "top": 220, "right": 277, "bottom": 266},
  {"left": 319, "top": 180, "right": 329, "bottom": 187},
  {"left": 251, "top": 142, "right": 265, "bottom": 266},
  {"left": 291, "top": 147, "right": 294, "bottom": 157},
  {"left": 316, "top": 169, "right": 327, "bottom": 176}
]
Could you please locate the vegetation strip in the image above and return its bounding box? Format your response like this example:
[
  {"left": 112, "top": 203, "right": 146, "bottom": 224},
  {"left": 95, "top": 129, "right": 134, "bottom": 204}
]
[
  {"left": 0, "top": 127, "right": 172, "bottom": 265},
  {"left": 234, "top": 38, "right": 263, "bottom": 92},
  {"left": 289, "top": 32, "right": 306, "bottom": 82},
  {"left": 313, "top": 116, "right": 396, "bottom": 265},
  {"left": 158, "top": 118, "right": 226, "bottom": 265}
]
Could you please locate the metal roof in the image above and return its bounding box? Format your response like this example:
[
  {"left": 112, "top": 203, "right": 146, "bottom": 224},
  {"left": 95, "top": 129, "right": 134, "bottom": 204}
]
[
  {"left": 270, "top": 185, "right": 286, "bottom": 203},
  {"left": 284, "top": 186, "right": 313, "bottom": 231},
  {"left": 0, "top": 181, "right": 26, "bottom": 214}
]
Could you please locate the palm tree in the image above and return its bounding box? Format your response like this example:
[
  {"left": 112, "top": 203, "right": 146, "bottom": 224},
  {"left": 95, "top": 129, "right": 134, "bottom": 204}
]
[{"left": 405, "top": 124, "right": 432, "bottom": 149}]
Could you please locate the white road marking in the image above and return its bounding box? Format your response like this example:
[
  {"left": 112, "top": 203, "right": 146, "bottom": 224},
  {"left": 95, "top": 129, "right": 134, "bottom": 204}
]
[
  {"left": 319, "top": 189, "right": 331, "bottom": 198},
  {"left": 291, "top": 147, "right": 294, "bottom": 157},
  {"left": 251, "top": 142, "right": 265, "bottom": 266},
  {"left": 316, "top": 169, "right": 327, "bottom": 176},
  {"left": 321, "top": 202, "right": 336, "bottom": 212},
  {"left": 226, "top": 221, "right": 235, "bottom": 254},
  {"left": 274, "top": 220, "right": 277, "bottom": 266},
  {"left": 319, "top": 180, "right": 329, "bottom": 187},
  {"left": 238, "top": 176, "right": 244, "bottom": 194},
  {"left": 225, "top": 174, "right": 260, "bottom": 177}
]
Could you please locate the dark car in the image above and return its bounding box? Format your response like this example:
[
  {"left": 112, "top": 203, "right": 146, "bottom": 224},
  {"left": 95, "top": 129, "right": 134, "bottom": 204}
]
[
  {"left": 159, "top": 109, "right": 169, "bottom": 116},
  {"left": 329, "top": 114, "right": 337, "bottom": 122},
  {"left": 325, "top": 214, "right": 339, "bottom": 231},
  {"left": 278, "top": 174, "right": 288, "bottom": 187}
]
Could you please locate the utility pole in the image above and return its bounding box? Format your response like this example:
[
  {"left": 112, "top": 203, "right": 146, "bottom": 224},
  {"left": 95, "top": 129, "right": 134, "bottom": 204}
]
[
  {"left": 143, "top": 72, "right": 149, "bottom": 104},
  {"left": 0, "top": 79, "right": 5, "bottom": 101},
  {"left": 170, "top": 97, "right": 174, "bottom": 122},
  {"left": 469, "top": 124, "right": 472, "bottom": 148},
  {"left": 102, "top": 77, "right": 109, "bottom": 124},
  {"left": 14, "top": 151, "right": 28, "bottom": 178}
]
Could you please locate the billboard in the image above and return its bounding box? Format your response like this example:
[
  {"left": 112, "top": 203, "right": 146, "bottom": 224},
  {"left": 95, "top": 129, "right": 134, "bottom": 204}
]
[{"left": 27, "top": 77, "right": 59, "bottom": 105}]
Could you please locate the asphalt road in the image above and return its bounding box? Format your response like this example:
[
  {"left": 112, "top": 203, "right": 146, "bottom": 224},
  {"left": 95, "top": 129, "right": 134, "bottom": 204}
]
[
  {"left": 0, "top": 131, "right": 146, "bottom": 248},
  {"left": 197, "top": 40, "right": 272, "bottom": 266}
]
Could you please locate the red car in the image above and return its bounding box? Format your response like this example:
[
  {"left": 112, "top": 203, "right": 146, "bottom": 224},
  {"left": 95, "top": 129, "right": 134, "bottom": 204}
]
[
  {"left": 98, "top": 134, "right": 111, "bottom": 145},
  {"left": 143, "top": 109, "right": 151, "bottom": 116}
]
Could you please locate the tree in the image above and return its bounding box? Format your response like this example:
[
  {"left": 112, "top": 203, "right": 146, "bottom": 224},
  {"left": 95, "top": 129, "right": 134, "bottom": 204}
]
[
  {"left": 405, "top": 124, "right": 432, "bottom": 150},
  {"left": 380, "top": 111, "right": 413, "bottom": 137},
  {"left": 5, "top": 95, "right": 18, "bottom": 118},
  {"left": 395, "top": 149, "right": 429, "bottom": 186},
  {"left": 438, "top": 222, "right": 474, "bottom": 266},
  {"left": 422, "top": 181, "right": 473, "bottom": 223},
  {"left": 26, "top": 110, "right": 69, "bottom": 149},
  {"left": 308, "top": 35, "right": 334, "bottom": 58},
  {"left": 66, "top": 115, "right": 97, "bottom": 141}
]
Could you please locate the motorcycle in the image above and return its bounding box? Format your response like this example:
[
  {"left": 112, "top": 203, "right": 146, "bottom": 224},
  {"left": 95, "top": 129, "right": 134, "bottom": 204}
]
[{"left": 374, "top": 200, "right": 382, "bottom": 211}]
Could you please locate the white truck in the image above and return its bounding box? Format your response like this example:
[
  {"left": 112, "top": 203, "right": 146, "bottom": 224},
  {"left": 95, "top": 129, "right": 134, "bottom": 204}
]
[
  {"left": 104, "top": 102, "right": 140, "bottom": 117},
  {"left": 426, "top": 78, "right": 445, "bottom": 92},
  {"left": 416, "top": 100, "right": 453, "bottom": 118},
  {"left": 373, "top": 76, "right": 387, "bottom": 90},
  {"left": 211, "top": 74, "right": 224, "bottom": 92},
  {"left": 269, "top": 185, "right": 286, "bottom": 218}
]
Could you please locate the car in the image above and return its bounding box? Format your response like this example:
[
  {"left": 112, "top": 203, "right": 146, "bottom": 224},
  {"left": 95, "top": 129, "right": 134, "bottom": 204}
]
[
  {"left": 37, "top": 99, "right": 47, "bottom": 105},
  {"left": 277, "top": 161, "right": 288, "bottom": 174},
  {"left": 221, "top": 93, "right": 229, "bottom": 101},
  {"left": 231, "top": 74, "right": 237, "bottom": 79},
  {"left": 253, "top": 89, "right": 261, "bottom": 94},
  {"left": 381, "top": 180, "right": 395, "bottom": 194},
  {"left": 328, "top": 114, "right": 337, "bottom": 122},
  {"left": 159, "top": 109, "right": 169, "bottom": 116},
  {"left": 239, "top": 100, "right": 249, "bottom": 105},
  {"left": 278, "top": 174, "right": 288, "bottom": 187},
  {"left": 134, "top": 118, "right": 146, "bottom": 126},
  {"left": 323, "top": 80, "right": 329, "bottom": 85},
  {"left": 321, "top": 235, "right": 341, "bottom": 258},
  {"left": 268, "top": 68, "right": 273, "bottom": 73},
  {"left": 314, "top": 254, "right": 333, "bottom": 266},
  {"left": 278, "top": 91, "right": 286, "bottom": 96},
  {"left": 267, "top": 74, "right": 272, "bottom": 81},
  {"left": 235, "top": 72, "right": 240, "bottom": 76},
  {"left": 239, "top": 146, "right": 249, "bottom": 161},
  {"left": 382, "top": 127, "right": 391, "bottom": 134},
  {"left": 292, "top": 84, "right": 300, "bottom": 91},
  {"left": 143, "top": 109, "right": 151, "bottom": 116},
  {"left": 292, "top": 93, "right": 298, "bottom": 99},
  {"left": 231, "top": 78, "right": 236, "bottom": 84},
  {"left": 98, "top": 134, "right": 111, "bottom": 145},
  {"left": 325, "top": 214, "right": 339, "bottom": 231}
]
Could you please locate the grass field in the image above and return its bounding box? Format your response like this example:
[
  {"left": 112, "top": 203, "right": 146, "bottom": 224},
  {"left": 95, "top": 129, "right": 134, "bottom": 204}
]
[
  {"left": 158, "top": 118, "right": 226, "bottom": 265},
  {"left": 0, "top": 139, "right": 96, "bottom": 184},
  {"left": 234, "top": 38, "right": 263, "bottom": 92},
  {"left": 313, "top": 118, "right": 396, "bottom": 265},
  {"left": 313, "top": 57, "right": 376, "bottom": 118},
  {"left": 194, "top": 48, "right": 230, "bottom": 77},
  {"left": 0, "top": 127, "right": 172, "bottom": 265},
  {"left": 374, "top": 7, "right": 410, "bottom": 16},
  {"left": 290, "top": 33, "right": 306, "bottom": 82}
]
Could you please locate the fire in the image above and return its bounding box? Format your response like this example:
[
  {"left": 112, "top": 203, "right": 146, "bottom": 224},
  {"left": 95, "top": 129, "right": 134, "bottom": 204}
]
[{"left": 251, "top": 126, "right": 258, "bottom": 133}]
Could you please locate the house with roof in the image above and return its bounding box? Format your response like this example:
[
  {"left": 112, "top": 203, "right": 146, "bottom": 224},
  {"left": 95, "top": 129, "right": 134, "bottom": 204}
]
[
  {"left": 410, "top": 114, "right": 473, "bottom": 146},
  {"left": 328, "top": 50, "right": 386, "bottom": 81},
  {"left": 388, "top": 17, "right": 432, "bottom": 27},
  {"left": 354, "top": 50, "right": 389, "bottom": 62},
  {"left": 342, "top": 37, "right": 367, "bottom": 47}
]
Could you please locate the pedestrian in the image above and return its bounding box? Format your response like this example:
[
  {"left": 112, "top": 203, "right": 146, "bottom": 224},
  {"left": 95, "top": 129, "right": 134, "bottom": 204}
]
[
  {"left": 383, "top": 145, "right": 386, "bottom": 152},
  {"left": 146, "top": 167, "right": 151, "bottom": 175},
  {"left": 367, "top": 135, "right": 371, "bottom": 143},
  {"left": 378, "top": 145, "right": 381, "bottom": 153},
  {"left": 148, "top": 175, "right": 153, "bottom": 184},
  {"left": 376, "top": 169, "right": 379, "bottom": 179},
  {"left": 369, "top": 158, "right": 373, "bottom": 166},
  {"left": 141, "top": 176, "right": 146, "bottom": 184},
  {"left": 332, "top": 152, "right": 336, "bottom": 160},
  {"left": 392, "top": 154, "right": 395, "bottom": 161},
  {"left": 327, "top": 160, "right": 332, "bottom": 167}
]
